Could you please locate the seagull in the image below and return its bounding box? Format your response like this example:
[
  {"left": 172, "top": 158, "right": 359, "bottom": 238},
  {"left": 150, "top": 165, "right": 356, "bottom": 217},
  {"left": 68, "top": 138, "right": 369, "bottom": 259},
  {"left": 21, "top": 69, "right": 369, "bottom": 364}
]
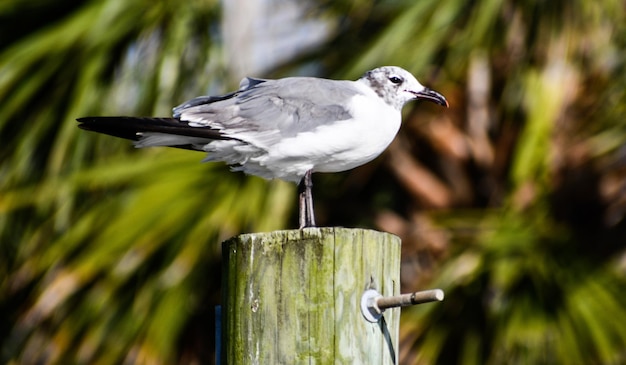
[{"left": 78, "top": 66, "right": 448, "bottom": 228}]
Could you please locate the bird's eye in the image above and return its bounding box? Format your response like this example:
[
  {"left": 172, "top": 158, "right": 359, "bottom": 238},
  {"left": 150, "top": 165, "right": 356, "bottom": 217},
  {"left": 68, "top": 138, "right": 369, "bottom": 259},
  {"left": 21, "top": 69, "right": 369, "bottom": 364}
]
[{"left": 388, "top": 76, "right": 403, "bottom": 84}]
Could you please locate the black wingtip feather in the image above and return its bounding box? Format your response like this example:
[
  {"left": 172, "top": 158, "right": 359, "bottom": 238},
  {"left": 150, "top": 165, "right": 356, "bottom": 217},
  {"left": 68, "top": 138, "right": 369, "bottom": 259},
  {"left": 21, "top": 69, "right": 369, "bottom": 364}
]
[
  {"left": 77, "top": 117, "right": 145, "bottom": 140},
  {"left": 76, "top": 116, "right": 230, "bottom": 141}
]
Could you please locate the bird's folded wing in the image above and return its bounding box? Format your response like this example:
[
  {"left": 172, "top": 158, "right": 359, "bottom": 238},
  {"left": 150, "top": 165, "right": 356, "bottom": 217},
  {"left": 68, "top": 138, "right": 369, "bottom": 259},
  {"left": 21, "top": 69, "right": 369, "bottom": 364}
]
[{"left": 174, "top": 77, "right": 360, "bottom": 147}]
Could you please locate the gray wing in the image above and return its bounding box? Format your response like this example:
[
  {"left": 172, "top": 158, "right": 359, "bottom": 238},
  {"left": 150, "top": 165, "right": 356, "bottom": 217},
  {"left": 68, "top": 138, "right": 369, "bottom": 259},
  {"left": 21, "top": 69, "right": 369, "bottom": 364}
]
[{"left": 173, "top": 76, "right": 360, "bottom": 147}]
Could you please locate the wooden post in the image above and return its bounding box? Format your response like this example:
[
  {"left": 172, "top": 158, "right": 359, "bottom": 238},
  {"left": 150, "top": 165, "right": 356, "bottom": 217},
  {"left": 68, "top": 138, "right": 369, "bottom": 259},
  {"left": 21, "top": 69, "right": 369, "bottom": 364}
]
[{"left": 221, "top": 227, "right": 401, "bottom": 364}]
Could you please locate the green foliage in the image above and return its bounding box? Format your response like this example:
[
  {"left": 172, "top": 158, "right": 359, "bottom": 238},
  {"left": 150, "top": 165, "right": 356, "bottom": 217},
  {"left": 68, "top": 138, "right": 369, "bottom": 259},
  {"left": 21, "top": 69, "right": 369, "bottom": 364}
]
[{"left": 402, "top": 205, "right": 626, "bottom": 364}]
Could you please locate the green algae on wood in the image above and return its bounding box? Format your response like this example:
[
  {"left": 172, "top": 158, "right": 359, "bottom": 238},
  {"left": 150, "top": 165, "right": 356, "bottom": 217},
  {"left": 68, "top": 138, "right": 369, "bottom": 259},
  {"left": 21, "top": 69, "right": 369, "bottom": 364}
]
[{"left": 221, "top": 227, "right": 401, "bottom": 364}]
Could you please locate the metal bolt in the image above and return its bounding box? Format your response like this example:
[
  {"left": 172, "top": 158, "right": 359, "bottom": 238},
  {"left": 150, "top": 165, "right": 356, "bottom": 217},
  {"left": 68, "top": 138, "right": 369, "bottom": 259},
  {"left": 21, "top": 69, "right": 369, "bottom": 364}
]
[
  {"left": 377, "top": 289, "right": 444, "bottom": 310},
  {"left": 360, "top": 288, "right": 445, "bottom": 323}
]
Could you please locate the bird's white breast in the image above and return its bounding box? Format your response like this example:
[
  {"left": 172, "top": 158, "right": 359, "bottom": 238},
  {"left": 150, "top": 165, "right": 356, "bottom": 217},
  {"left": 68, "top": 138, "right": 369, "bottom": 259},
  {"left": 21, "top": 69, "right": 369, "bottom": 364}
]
[{"left": 261, "top": 88, "right": 401, "bottom": 180}]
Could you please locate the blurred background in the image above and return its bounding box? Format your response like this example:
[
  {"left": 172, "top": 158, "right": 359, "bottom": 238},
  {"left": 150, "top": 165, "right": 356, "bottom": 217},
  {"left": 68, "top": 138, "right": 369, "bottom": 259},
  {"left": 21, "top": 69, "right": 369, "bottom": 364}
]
[{"left": 1, "top": 0, "right": 626, "bottom": 363}]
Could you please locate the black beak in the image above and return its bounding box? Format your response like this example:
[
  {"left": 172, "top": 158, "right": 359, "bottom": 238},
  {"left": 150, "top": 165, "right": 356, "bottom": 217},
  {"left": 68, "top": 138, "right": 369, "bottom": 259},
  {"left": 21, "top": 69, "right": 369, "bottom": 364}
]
[{"left": 414, "top": 88, "right": 448, "bottom": 107}]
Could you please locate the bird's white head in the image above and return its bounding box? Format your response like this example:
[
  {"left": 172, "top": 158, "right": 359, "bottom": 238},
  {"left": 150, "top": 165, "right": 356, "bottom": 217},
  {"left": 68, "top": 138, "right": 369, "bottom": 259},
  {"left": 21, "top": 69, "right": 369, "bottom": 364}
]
[{"left": 359, "top": 66, "right": 448, "bottom": 110}]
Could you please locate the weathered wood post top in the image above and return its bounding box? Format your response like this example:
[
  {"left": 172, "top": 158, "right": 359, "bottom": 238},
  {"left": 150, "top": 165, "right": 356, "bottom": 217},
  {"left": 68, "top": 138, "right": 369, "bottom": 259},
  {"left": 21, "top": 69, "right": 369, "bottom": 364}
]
[{"left": 221, "top": 227, "right": 402, "bottom": 364}]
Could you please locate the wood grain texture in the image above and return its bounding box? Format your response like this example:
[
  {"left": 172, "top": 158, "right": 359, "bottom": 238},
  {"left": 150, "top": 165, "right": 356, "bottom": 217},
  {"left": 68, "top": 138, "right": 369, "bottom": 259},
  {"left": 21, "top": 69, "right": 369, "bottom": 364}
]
[{"left": 221, "top": 227, "right": 401, "bottom": 364}]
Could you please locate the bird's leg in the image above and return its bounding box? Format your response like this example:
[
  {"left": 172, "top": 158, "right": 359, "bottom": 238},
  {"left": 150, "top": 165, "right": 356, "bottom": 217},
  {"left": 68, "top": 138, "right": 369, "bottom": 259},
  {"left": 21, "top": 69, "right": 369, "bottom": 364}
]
[
  {"left": 298, "top": 170, "right": 316, "bottom": 228},
  {"left": 298, "top": 178, "right": 307, "bottom": 229},
  {"left": 304, "top": 170, "right": 316, "bottom": 227}
]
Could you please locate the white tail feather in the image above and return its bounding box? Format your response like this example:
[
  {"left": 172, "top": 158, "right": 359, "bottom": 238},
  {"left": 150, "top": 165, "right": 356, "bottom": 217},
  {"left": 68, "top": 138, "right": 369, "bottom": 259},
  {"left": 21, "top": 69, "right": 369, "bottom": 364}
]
[{"left": 134, "top": 132, "right": 209, "bottom": 148}]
